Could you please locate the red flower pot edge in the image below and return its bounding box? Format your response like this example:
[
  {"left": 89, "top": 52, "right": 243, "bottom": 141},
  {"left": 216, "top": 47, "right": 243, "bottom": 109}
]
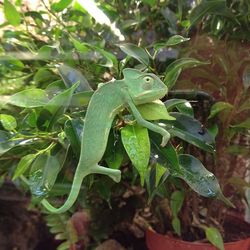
[{"left": 146, "top": 229, "right": 250, "bottom": 250}]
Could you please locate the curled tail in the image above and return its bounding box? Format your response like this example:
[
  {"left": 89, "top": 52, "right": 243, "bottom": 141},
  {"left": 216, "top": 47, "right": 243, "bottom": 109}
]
[{"left": 42, "top": 164, "right": 121, "bottom": 214}]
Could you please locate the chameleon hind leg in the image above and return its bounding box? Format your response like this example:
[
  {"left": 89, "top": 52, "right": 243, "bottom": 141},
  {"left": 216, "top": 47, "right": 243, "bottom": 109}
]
[{"left": 42, "top": 165, "right": 121, "bottom": 213}]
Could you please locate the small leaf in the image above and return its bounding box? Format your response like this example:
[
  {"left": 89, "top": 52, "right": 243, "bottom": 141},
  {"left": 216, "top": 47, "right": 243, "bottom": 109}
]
[
  {"left": 0, "top": 130, "right": 16, "bottom": 156},
  {"left": 154, "top": 35, "right": 190, "bottom": 50},
  {"left": 170, "top": 190, "right": 184, "bottom": 217},
  {"left": 121, "top": 124, "right": 150, "bottom": 185},
  {"left": 4, "top": 0, "right": 21, "bottom": 26},
  {"left": 64, "top": 118, "right": 83, "bottom": 156},
  {"left": 0, "top": 114, "right": 17, "bottom": 131},
  {"left": 13, "top": 154, "right": 37, "bottom": 180},
  {"left": 208, "top": 102, "right": 233, "bottom": 119},
  {"left": 8, "top": 89, "right": 49, "bottom": 108},
  {"left": 172, "top": 217, "right": 181, "bottom": 236},
  {"left": 70, "top": 91, "right": 94, "bottom": 107},
  {"left": 205, "top": 227, "right": 224, "bottom": 250},
  {"left": 142, "top": 0, "right": 157, "bottom": 7},
  {"left": 155, "top": 163, "right": 168, "bottom": 187},
  {"left": 138, "top": 100, "right": 176, "bottom": 120},
  {"left": 164, "top": 58, "right": 207, "bottom": 89},
  {"left": 58, "top": 64, "right": 92, "bottom": 91},
  {"left": 118, "top": 43, "right": 149, "bottom": 66},
  {"left": 0, "top": 55, "right": 24, "bottom": 70},
  {"left": 51, "top": 0, "right": 73, "bottom": 12}
]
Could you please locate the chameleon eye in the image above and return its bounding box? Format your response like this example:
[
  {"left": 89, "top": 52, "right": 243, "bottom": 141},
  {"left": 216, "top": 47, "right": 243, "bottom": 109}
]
[{"left": 143, "top": 76, "right": 153, "bottom": 90}]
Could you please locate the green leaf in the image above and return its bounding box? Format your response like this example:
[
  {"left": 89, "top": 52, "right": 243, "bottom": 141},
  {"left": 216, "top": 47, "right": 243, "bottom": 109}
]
[
  {"left": 155, "top": 163, "right": 168, "bottom": 187},
  {"left": 154, "top": 35, "right": 190, "bottom": 50},
  {"left": 137, "top": 100, "right": 176, "bottom": 121},
  {"left": 0, "top": 114, "right": 17, "bottom": 131},
  {"left": 208, "top": 102, "right": 233, "bottom": 119},
  {"left": 58, "top": 64, "right": 92, "bottom": 92},
  {"left": 0, "top": 130, "right": 16, "bottom": 156},
  {"left": 170, "top": 190, "right": 184, "bottom": 217},
  {"left": 121, "top": 124, "right": 150, "bottom": 185},
  {"left": 70, "top": 91, "right": 94, "bottom": 107},
  {"left": 205, "top": 227, "right": 224, "bottom": 250},
  {"left": 190, "top": 0, "right": 234, "bottom": 27},
  {"left": 64, "top": 118, "right": 83, "bottom": 156},
  {"left": 142, "top": 0, "right": 157, "bottom": 7},
  {"left": 118, "top": 43, "right": 149, "bottom": 66},
  {"left": 0, "top": 55, "right": 24, "bottom": 71},
  {"left": 150, "top": 133, "right": 180, "bottom": 173},
  {"left": 231, "top": 118, "right": 250, "bottom": 129},
  {"left": 178, "top": 154, "right": 221, "bottom": 197},
  {"left": 157, "top": 112, "right": 215, "bottom": 153},
  {"left": 4, "top": 0, "right": 21, "bottom": 26},
  {"left": 164, "top": 58, "right": 207, "bottom": 89},
  {"left": 8, "top": 89, "right": 49, "bottom": 108},
  {"left": 172, "top": 217, "right": 181, "bottom": 236},
  {"left": 43, "top": 83, "right": 79, "bottom": 130},
  {"left": 29, "top": 152, "right": 62, "bottom": 198},
  {"left": 51, "top": 0, "right": 73, "bottom": 12},
  {"left": 13, "top": 154, "right": 37, "bottom": 180}
]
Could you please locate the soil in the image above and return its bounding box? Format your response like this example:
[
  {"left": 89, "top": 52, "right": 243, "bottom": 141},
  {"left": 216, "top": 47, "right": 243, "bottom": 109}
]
[{"left": 0, "top": 181, "right": 57, "bottom": 250}]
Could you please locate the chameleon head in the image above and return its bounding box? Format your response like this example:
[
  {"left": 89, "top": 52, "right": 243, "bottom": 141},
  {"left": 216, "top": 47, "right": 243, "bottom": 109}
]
[{"left": 123, "top": 68, "right": 168, "bottom": 104}]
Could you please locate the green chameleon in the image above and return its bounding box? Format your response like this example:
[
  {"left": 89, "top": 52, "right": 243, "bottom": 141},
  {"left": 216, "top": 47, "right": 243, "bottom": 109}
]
[{"left": 42, "top": 68, "right": 169, "bottom": 213}]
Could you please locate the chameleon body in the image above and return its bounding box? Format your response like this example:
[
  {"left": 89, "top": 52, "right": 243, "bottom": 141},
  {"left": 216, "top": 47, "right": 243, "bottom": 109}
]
[{"left": 42, "top": 68, "right": 169, "bottom": 213}]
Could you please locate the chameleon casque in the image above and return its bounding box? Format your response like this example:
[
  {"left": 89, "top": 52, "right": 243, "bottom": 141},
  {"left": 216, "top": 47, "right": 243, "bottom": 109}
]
[{"left": 42, "top": 68, "right": 170, "bottom": 213}]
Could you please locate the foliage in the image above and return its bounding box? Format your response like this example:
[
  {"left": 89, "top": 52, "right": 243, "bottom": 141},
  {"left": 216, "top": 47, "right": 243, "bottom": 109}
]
[{"left": 0, "top": 0, "right": 249, "bottom": 249}]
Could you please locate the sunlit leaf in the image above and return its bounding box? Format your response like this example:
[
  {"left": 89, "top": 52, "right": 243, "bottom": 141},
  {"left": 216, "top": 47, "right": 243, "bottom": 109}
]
[
  {"left": 138, "top": 100, "right": 175, "bottom": 121},
  {"left": 51, "top": 0, "right": 73, "bottom": 12},
  {"left": 4, "top": 0, "right": 21, "bottom": 26},
  {"left": 0, "top": 114, "right": 17, "bottom": 131}
]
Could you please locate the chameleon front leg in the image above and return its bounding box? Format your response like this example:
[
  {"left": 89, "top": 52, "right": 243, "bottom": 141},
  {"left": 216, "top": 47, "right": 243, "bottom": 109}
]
[{"left": 126, "top": 97, "right": 170, "bottom": 147}]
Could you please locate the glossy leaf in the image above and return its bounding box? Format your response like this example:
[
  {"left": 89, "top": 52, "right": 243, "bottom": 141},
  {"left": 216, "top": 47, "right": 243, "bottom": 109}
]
[
  {"left": 138, "top": 100, "right": 176, "bottom": 121},
  {"left": 51, "top": 0, "right": 73, "bottom": 12},
  {"left": 8, "top": 89, "right": 49, "bottom": 108},
  {"left": 178, "top": 154, "right": 221, "bottom": 197},
  {"left": 205, "top": 227, "right": 224, "bottom": 250},
  {"left": 121, "top": 124, "right": 150, "bottom": 185},
  {"left": 0, "top": 130, "right": 16, "bottom": 156},
  {"left": 208, "top": 101, "right": 233, "bottom": 119},
  {"left": 0, "top": 114, "right": 17, "bottom": 131},
  {"left": 164, "top": 58, "right": 207, "bottom": 89},
  {"left": 29, "top": 152, "right": 62, "bottom": 198},
  {"left": 157, "top": 112, "right": 215, "bottom": 152},
  {"left": 4, "top": 0, "right": 21, "bottom": 26},
  {"left": 13, "top": 154, "right": 37, "bottom": 180},
  {"left": 58, "top": 64, "right": 92, "bottom": 92},
  {"left": 119, "top": 43, "right": 149, "bottom": 66}
]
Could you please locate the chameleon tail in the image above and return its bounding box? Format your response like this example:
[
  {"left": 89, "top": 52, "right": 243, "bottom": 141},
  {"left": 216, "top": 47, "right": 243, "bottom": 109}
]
[{"left": 41, "top": 165, "right": 121, "bottom": 214}]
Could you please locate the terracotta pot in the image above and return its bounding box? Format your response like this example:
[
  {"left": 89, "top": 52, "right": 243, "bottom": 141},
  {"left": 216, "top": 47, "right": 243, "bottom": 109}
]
[{"left": 146, "top": 230, "right": 250, "bottom": 250}]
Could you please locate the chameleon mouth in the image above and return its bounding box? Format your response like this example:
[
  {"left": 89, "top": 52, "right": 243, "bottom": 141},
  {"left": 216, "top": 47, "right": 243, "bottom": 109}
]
[{"left": 135, "top": 89, "right": 167, "bottom": 103}]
